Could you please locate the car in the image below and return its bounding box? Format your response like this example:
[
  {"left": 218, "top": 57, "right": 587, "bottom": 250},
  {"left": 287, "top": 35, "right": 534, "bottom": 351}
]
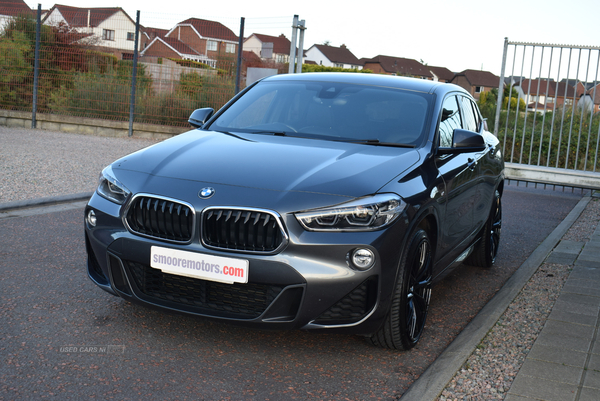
[{"left": 84, "top": 72, "right": 504, "bottom": 350}]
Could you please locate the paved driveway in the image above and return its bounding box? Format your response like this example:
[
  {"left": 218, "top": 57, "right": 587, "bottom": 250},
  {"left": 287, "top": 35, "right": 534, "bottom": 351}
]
[{"left": 0, "top": 183, "right": 586, "bottom": 399}]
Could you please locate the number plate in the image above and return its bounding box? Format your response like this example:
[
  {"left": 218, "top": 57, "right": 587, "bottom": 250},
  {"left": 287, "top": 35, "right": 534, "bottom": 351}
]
[{"left": 150, "top": 246, "right": 248, "bottom": 284}]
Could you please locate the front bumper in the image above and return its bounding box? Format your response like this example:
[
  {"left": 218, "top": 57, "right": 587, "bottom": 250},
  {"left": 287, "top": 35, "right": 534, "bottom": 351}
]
[{"left": 84, "top": 193, "right": 410, "bottom": 335}]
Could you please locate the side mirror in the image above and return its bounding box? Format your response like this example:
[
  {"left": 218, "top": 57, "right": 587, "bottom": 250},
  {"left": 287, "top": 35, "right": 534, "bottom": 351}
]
[
  {"left": 438, "top": 129, "right": 486, "bottom": 154},
  {"left": 188, "top": 108, "right": 214, "bottom": 128}
]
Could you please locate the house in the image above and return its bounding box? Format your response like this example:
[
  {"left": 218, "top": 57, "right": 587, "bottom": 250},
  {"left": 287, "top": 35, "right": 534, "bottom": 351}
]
[
  {"left": 139, "top": 36, "right": 212, "bottom": 65},
  {"left": 362, "top": 55, "right": 432, "bottom": 79},
  {"left": 140, "top": 26, "right": 168, "bottom": 50},
  {"left": 583, "top": 82, "right": 600, "bottom": 113},
  {"left": 512, "top": 78, "right": 556, "bottom": 107},
  {"left": 0, "top": 0, "right": 34, "bottom": 31},
  {"left": 42, "top": 5, "right": 139, "bottom": 60},
  {"left": 513, "top": 78, "right": 586, "bottom": 109},
  {"left": 141, "top": 18, "right": 238, "bottom": 68},
  {"left": 304, "top": 44, "right": 362, "bottom": 69},
  {"left": 244, "top": 33, "right": 291, "bottom": 63},
  {"left": 557, "top": 79, "right": 586, "bottom": 106},
  {"left": 166, "top": 18, "right": 238, "bottom": 59},
  {"left": 451, "top": 69, "right": 500, "bottom": 100},
  {"left": 429, "top": 66, "right": 454, "bottom": 82}
]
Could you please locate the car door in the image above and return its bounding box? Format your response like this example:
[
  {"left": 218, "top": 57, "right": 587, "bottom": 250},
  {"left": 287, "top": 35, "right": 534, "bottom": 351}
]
[
  {"left": 459, "top": 96, "right": 490, "bottom": 231},
  {"left": 434, "top": 94, "right": 482, "bottom": 267}
]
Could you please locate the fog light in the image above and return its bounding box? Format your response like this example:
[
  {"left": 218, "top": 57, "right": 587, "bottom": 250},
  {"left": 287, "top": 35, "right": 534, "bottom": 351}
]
[
  {"left": 351, "top": 248, "right": 375, "bottom": 270},
  {"left": 87, "top": 210, "right": 97, "bottom": 227}
]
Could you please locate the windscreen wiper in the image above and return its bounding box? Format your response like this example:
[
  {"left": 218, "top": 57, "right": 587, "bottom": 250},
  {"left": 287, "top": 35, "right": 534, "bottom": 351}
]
[
  {"left": 345, "top": 139, "right": 415, "bottom": 148},
  {"left": 212, "top": 130, "right": 253, "bottom": 141}
]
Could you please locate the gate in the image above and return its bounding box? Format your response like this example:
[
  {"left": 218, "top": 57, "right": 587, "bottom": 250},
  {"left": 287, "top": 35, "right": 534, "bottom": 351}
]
[{"left": 494, "top": 38, "right": 600, "bottom": 189}]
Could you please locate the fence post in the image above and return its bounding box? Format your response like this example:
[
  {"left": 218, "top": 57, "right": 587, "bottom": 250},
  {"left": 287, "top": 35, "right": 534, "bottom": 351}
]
[
  {"left": 128, "top": 10, "right": 140, "bottom": 137},
  {"left": 235, "top": 17, "right": 245, "bottom": 94},
  {"left": 493, "top": 37, "right": 508, "bottom": 137},
  {"left": 31, "top": 4, "right": 41, "bottom": 129}
]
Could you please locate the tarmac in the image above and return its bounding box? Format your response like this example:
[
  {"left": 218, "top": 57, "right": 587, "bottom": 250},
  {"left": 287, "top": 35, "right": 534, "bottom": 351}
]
[{"left": 1, "top": 191, "right": 600, "bottom": 401}]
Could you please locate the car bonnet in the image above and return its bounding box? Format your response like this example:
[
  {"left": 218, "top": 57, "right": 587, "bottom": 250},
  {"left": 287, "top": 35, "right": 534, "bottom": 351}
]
[{"left": 112, "top": 130, "right": 420, "bottom": 199}]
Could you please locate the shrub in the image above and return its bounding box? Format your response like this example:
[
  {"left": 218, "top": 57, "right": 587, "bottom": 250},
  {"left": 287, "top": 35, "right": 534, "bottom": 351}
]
[{"left": 301, "top": 64, "right": 372, "bottom": 73}]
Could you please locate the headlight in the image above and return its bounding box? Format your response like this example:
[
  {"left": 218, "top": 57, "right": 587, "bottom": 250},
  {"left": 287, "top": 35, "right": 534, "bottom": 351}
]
[
  {"left": 295, "top": 194, "right": 406, "bottom": 231},
  {"left": 96, "top": 165, "right": 131, "bottom": 204}
]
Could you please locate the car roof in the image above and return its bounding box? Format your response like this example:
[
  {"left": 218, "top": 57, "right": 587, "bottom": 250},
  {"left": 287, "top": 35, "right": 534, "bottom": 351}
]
[{"left": 260, "top": 72, "right": 468, "bottom": 96}]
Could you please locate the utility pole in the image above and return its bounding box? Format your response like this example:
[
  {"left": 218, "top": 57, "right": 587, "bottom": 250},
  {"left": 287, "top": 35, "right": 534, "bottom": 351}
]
[
  {"left": 295, "top": 19, "right": 306, "bottom": 74},
  {"left": 288, "top": 15, "right": 299, "bottom": 74}
]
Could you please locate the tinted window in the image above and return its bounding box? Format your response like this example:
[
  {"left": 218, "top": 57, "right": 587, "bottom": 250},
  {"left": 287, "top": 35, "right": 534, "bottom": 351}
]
[
  {"left": 460, "top": 96, "right": 478, "bottom": 132},
  {"left": 469, "top": 99, "right": 483, "bottom": 131},
  {"left": 439, "top": 96, "right": 461, "bottom": 147},
  {"left": 210, "top": 80, "right": 433, "bottom": 145}
]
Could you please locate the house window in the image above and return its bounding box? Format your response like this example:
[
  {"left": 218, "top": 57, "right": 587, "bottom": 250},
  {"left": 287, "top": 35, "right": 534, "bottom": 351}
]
[
  {"left": 475, "top": 86, "right": 483, "bottom": 93},
  {"left": 225, "top": 43, "right": 236, "bottom": 53},
  {"left": 127, "top": 32, "right": 135, "bottom": 41},
  {"left": 334, "top": 63, "right": 343, "bottom": 68},
  {"left": 102, "top": 29, "right": 115, "bottom": 41},
  {"left": 207, "top": 40, "right": 218, "bottom": 52}
]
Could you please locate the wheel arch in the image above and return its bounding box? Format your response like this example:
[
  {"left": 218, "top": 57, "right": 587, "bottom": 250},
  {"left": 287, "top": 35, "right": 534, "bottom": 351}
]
[
  {"left": 416, "top": 212, "right": 438, "bottom": 255},
  {"left": 497, "top": 179, "right": 505, "bottom": 198}
]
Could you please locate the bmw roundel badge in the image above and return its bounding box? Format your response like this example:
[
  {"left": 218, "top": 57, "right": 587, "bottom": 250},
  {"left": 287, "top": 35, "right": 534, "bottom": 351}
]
[{"left": 198, "top": 187, "right": 215, "bottom": 199}]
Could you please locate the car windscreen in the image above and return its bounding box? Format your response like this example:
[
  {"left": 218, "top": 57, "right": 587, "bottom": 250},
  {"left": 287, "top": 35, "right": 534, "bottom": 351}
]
[{"left": 208, "top": 80, "right": 433, "bottom": 146}]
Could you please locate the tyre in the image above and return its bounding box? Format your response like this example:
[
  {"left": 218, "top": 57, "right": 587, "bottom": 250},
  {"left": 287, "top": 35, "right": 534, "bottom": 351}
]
[
  {"left": 367, "top": 229, "right": 433, "bottom": 350},
  {"left": 466, "top": 189, "right": 502, "bottom": 268}
]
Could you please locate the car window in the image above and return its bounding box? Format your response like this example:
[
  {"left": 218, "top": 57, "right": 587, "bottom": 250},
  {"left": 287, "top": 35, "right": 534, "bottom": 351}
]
[
  {"left": 209, "top": 80, "right": 433, "bottom": 145},
  {"left": 223, "top": 89, "right": 278, "bottom": 128},
  {"left": 460, "top": 96, "right": 478, "bottom": 132},
  {"left": 469, "top": 99, "right": 483, "bottom": 131},
  {"left": 439, "top": 96, "right": 461, "bottom": 147}
]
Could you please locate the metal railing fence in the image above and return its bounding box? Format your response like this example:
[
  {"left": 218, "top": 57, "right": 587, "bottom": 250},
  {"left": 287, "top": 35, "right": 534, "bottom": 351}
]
[{"left": 494, "top": 38, "right": 600, "bottom": 189}]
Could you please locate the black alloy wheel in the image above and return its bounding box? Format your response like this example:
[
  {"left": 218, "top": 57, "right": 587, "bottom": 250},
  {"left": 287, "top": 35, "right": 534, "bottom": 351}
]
[
  {"left": 367, "top": 229, "right": 433, "bottom": 350},
  {"left": 489, "top": 190, "right": 502, "bottom": 263}
]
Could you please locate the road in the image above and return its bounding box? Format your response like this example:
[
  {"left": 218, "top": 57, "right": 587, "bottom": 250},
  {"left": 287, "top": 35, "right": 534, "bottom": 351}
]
[{"left": 0, "top": 184, "right": 586, "bottom": 399}]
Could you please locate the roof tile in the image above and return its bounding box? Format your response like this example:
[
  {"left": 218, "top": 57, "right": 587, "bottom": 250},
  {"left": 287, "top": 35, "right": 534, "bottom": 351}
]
[
  {"left": 311, "top": 44, "right": 360, "bottom": 66},
  {"left": 176, "top": 18, "right": 238, "bottom": 42}
]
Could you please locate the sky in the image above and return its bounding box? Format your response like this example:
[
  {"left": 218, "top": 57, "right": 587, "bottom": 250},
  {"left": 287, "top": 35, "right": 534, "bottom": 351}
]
[{"left": 25, "top": 0, "right": 600, "bottom": 77}]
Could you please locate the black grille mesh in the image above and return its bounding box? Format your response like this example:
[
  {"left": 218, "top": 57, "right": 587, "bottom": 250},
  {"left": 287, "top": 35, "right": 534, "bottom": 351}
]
[
  {"left": 202, "top": 209, "right": 284, "bottom": 253},
  {"left": 313, "top": 276, "right": 378, "bottom": 324},
  {"left": 126, "top": 196, "right": 194, "bottom": 242},
  {"left": 126, "top": 261, "right": 283, "bottom": 319}
]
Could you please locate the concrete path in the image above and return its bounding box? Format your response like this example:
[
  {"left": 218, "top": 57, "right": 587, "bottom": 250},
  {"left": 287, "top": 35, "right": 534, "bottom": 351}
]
[{"left": 506, "top": 223, "right": 600, "bottom": 401}]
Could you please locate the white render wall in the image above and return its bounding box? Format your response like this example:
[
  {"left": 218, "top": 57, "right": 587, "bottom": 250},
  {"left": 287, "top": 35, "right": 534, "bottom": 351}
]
[
  {"left": 243, "top": 35, "right": 262, "bottom": 58},
  {"left": 304, "top": 47, "right": 331, "bottom": 67}
]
